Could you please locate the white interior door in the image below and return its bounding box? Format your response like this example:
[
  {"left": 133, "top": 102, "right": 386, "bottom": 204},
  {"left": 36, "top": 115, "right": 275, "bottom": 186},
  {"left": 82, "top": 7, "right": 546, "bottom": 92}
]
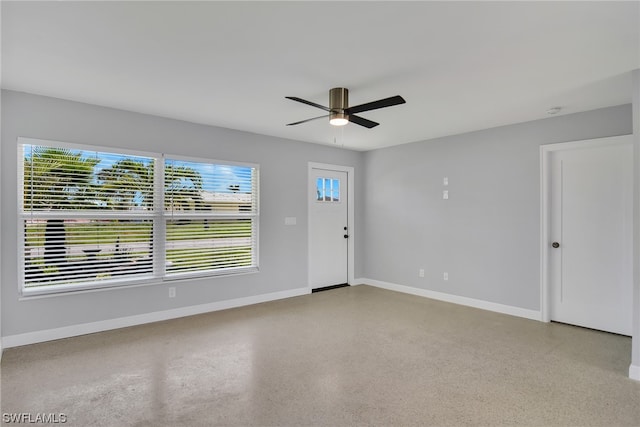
[
  {"left": 548, "top": 137, "right": 633, "bottom": 335},
  {"left": 309, "top": 167, "right": 348, "bottom": 288}
]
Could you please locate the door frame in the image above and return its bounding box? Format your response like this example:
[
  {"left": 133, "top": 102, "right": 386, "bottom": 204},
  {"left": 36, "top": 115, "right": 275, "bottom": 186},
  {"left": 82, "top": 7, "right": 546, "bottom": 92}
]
[
  {"left": 308, "top": 162, "right": 355, "bottom": 289},
  {"left": 540, "top": 134, "right": 634, "bottom": 323}
]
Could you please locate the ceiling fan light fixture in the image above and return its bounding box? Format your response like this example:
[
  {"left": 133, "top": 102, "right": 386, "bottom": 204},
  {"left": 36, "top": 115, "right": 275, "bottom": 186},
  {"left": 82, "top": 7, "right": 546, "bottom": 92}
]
[{"left": 329, "top": 112, "right": 349, "bottom": 126}]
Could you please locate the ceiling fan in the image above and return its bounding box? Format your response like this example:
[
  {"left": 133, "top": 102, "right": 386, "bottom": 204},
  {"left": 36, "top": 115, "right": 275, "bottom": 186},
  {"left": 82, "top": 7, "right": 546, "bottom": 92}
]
[{"left": 286, "top": 87, "right": 406, "bottom": 129}]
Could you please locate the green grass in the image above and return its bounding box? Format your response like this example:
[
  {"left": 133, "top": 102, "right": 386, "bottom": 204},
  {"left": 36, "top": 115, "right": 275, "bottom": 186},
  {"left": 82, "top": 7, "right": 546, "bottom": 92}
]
[
  {"left": 166, "top": 247, "right": 253, "bottom": 272},
  {"left": 24, "top": 219, "right": 252, "bottom": 247},
  {"left": 23, "top": 219, "right": 254, "bottom": 286},
  {"left": 166, "top": 220, "right": 252, "bottom": 240}
]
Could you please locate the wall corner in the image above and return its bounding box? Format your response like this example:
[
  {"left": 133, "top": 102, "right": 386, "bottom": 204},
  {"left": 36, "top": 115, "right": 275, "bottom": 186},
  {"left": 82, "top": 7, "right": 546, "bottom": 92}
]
[{"left": 631, "top": 68, "right": 640, "bottom": 380}]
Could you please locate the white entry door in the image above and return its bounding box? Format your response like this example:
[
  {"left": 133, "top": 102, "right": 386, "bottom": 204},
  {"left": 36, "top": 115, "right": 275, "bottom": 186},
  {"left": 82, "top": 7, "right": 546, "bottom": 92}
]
[
  {"left": 309, "top": 167, "right": 349, "bottom": 288},
  {"left": 547, "top": 136, "right": 633, "bottom": 335}
]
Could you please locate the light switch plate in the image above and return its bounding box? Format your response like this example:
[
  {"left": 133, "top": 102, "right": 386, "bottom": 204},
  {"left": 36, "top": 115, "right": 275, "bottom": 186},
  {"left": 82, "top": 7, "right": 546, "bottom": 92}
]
[{"left": 285, "top": 217, "right": 297, "bottom": 226}]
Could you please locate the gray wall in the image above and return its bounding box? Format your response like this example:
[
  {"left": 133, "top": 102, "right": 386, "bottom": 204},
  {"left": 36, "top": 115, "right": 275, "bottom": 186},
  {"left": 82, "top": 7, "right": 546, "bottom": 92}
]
[
  {"left": 1, "top": 89, "right": 633, "bottom": 339},
  {"left": 1, "top": 90, "right": 364, "bottom": 336},
  {"left": 632, "top": 69, "right": 640, "bottom": 376},
  {"left": 362, "top": 104, "right": 632, "bottom": 311}
]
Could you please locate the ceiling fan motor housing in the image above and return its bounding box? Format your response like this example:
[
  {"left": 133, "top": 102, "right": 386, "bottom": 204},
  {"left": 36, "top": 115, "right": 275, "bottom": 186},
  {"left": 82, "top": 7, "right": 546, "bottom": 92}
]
[{"left": 329, "top": 87, "right": 349, "bottom": 122}]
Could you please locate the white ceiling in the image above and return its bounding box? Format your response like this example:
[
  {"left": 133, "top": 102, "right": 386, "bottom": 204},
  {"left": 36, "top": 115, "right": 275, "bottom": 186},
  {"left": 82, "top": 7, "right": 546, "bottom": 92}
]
[{"left": 2, "top": 1, "right": 639, "bottom": 151}]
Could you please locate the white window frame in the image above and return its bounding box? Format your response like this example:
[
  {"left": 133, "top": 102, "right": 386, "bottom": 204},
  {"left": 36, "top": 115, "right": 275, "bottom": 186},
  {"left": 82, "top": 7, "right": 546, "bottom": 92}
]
[
  {"left": 315, "top": 176, "right": 342, "bottom": 203},
  {"left": 18, "top": 137, "right": 259, "bottom": 296},
  {"left": 162, "top": 153, "right": 260, "bottom": 281}
]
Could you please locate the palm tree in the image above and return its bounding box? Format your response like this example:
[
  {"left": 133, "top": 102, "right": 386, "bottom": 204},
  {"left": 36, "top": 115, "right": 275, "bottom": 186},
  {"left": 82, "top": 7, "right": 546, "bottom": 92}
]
[
  {"left": 97, "top": 159, "right": 154, "bottom": 210},
  {"left": 164, "top": 165, "right": 204, "bottom": 211},
  {"left": 24, "top": 147, "right": 101, "bottom": 269},
  {"left": 97, "top": 160, "right": 203, "bottom": 211},
  {"left": 24, "top": 147, "right": 100, "bottom": 210}
]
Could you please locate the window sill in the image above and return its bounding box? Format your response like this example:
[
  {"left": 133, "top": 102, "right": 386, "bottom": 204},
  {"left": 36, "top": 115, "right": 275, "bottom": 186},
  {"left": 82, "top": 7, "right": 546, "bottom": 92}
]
[{"left": 19, "top": 267, "right": 259, "bottom": 300}]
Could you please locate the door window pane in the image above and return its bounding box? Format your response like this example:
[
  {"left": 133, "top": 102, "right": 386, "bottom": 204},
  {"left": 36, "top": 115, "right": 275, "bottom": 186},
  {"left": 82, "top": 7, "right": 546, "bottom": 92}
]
[
  {"left": 316, "top": 178, "right": 324, "bottom": 201},
  {"left": 332, "top": 179, "right": 340, "bottom": 202},
  {"left": 316, "top": 177, "right": 340, "bottom": 202}
]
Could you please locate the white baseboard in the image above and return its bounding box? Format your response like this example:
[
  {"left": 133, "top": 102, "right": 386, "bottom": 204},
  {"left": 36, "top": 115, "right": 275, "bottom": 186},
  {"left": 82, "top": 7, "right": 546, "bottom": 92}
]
[
  {"left": 355, "top": 278, "right": 541, "bottom": 321},
  {"left": 3, "top": 287, "right": 310, "bottom": 349},
  {"left": 630, "top": 364, "right": 640, "bottom": 381}
]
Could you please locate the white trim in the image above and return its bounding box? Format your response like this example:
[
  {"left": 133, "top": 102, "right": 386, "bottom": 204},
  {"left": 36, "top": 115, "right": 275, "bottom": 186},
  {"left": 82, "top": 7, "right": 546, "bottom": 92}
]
[
  {"left": 632, "top": 69, "right": 640, "bottom": 383},
  {"left": 18, "top": 137, "right": 157, "bottom": 163},
  {"left": 307, "top": 162, "right": 355, "bottom": 288},
  {"left": 629, "top": 364, "right": 640, "bottom": 381},
  {"left": 540, "top": 135, "right": 634, "bottom": 323},
  {"left": 18, "top": 137, "right": 260, "bottom": 170},
  {"left": 19, "top": 268, "right": 259, "bottom": 300},
  {"left": 540, "top": 144, "right": 551, "bottom": 322},
  {"left": 3, "top": 287, "right": 309, "bottom": 348},
  {"left": 540, "top": 135, "right": 633, "bottom": 152},
  {"left": 630, "top": 364, "right": 640, "bottom": 382},
  {"left": 360, "top": 278, "right": 542, "bottom": 321},
  {"left": 155, "top": 155, "right": 166, "bottom": 278}
]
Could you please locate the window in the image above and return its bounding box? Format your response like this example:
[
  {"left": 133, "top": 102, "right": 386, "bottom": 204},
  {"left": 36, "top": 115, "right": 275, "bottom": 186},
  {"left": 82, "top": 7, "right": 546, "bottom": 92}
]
[
  {"left": 316, "top": 177, "right": 340, "bottom": 202},
  {"left": 19, "top": 139, "right": 259, "bottom": 295},
  {"left": 163, "top": 157, "right": 258, "bottom": 277}
]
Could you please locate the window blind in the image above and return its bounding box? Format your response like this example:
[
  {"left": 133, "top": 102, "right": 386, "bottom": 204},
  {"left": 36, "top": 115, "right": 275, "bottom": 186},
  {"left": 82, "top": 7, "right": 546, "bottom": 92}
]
[
  {"left": 21, "top": 145, "right": 156, "bottom": 289},
  {"left": 20, "top": 140, "right": 259, "bottom": 294},
  {"left": 163, "top": 157, "right": 258, "bottom": 278}
]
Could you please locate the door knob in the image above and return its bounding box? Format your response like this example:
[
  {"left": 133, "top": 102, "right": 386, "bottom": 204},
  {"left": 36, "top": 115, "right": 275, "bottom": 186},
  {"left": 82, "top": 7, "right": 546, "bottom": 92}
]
[
  {"left": 344, "top": 234, "right": 349, "bottom": 239},
  {"left": 552, "top": 242, "right": 560, "bottom": 248}
]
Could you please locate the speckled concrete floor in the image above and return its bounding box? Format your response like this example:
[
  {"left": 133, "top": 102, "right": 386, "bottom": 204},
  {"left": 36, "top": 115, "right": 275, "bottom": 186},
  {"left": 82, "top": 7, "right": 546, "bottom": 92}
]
[{"left": 2, "top": 285, "right": 640, "bottom": 426}]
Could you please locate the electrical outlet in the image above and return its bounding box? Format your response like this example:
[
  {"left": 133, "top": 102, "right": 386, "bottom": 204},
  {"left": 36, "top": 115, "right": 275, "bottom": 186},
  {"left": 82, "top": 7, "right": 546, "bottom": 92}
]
[
  {"left": 169, "top": 287, "right": 176, "bottom": 298},
  {"left": 419, "top": 268, "right": 425, "bottom": 278},
  {"left": 443, "top": 272, "right": 449, "bottom": 281}
]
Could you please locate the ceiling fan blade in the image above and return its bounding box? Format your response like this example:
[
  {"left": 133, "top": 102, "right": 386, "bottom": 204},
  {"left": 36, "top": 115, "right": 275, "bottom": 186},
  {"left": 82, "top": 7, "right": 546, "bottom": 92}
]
[
  {"left": 348, "top": 115, "right": 379, "bottom": 129},
  {"left": 286, "top": 114, "right": 329, "bottom": 126},
  {"left": 285, "top": 96, "right": 331, "bottom": 112},
  {"left": 344, "top": 95, "right": 406, "bottom": 115}
]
